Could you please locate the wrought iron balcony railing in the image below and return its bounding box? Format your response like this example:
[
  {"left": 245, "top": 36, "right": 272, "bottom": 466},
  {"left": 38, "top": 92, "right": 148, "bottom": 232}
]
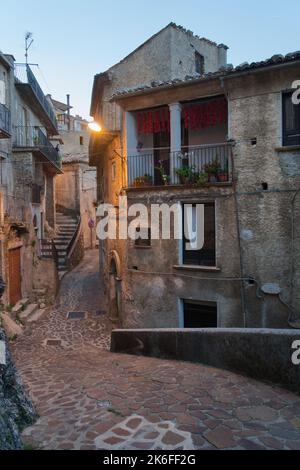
[
  {"left": 0, "top": 103, "right": 11, "bottom": 137},
  {"left": 13, "top": 126, "right": 61, "bottom": 171},
  {"left": 14, "top": 64, "right": 57, "bottom": 133},
  {"left": 127, "top": 143, "right": 233, "bottom": 188}
]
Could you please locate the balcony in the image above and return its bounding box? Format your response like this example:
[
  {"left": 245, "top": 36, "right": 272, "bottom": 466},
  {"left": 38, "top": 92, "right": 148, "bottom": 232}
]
[
  {"left": 13, "top": 126, "right": 62, "bottom": 172},
  {"left": 0, "top": 103, "right": 10, "bottom": 138},
  {"left": 127, "top": 143, "right": 232, "bottom": 188},
  {"left": 14, "top": 65, "right": 57, "bottom": 134}
]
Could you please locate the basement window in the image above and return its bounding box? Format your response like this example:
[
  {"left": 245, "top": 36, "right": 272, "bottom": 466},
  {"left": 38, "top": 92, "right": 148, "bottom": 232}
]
[
  {"left": 135, "top": 228, "right": 151, "bottom": 248},
  {"left": 183, "top": 300, "right": 217, "bottom": 328}
]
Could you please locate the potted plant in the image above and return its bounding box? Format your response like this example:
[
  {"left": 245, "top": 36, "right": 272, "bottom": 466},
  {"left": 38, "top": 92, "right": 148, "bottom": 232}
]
[
  {"left": 203, "top": 159, "right": 221, "bottom": 183},
  {"left": 132, "top": 174, "right": 153, "bottom": 187},
  {"left": 217, "top": 165, "right": 229, "bottom": 182},
  {"left": 155, "top": 161, "right": 170, "bottom": 186},
  {"left": 175, "top": 165, "right": 198, "bottom": 185},
  {"left": 196, "top": 172, "right": 209, "bottom": 187}
]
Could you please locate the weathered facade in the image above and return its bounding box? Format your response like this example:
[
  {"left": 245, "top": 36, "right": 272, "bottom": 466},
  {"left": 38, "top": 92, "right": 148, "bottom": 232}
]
[
  {"left": 0, "top": 53, "right": 60, "bottom": 308},
  {"left": 90, "top": 23, "right": 300, "bottom": 329},
  {"left": 52, "top": 98, "right": 97, "bottom": 249}
]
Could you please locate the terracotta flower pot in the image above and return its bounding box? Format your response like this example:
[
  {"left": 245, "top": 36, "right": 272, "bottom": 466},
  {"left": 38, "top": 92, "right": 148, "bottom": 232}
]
[{"left": 218, "top": 173, "right": 228, "bottom": 182}]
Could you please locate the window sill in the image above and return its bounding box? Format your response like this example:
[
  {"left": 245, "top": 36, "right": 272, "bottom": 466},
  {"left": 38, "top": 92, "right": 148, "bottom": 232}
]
[
  {"left": 276, "top": 145, "right": 300, "bottom": 152},
  {"left": 173, "top": 265, "right": 221, "bottom": 272},
  {"left": 134, "top": 245, "right": 152, "bottom": 249}
]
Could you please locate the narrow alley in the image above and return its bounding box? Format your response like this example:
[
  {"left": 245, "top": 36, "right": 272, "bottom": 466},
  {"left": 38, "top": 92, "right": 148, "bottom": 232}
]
[{"left": 11, "top": 251, "right": 300, "bottom": 450}]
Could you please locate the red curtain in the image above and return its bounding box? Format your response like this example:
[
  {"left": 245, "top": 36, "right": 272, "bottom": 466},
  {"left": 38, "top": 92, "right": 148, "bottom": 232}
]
[
  {"left": 137, "top": 109, "right": 170, "bottom": 135},
  {"left": 183, "top": 97, "right": 228, "bottom": 130}
]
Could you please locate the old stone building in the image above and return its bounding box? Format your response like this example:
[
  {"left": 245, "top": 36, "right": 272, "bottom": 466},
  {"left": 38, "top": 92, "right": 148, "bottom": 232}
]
[
  {"left": 51, "top": 98, "right": 97, "bottom": 249},
  {"left": 89, "top": 24, "right": 300, "bottom": 329},
  {"left": 0, "top": 52, "right": 60, "bottom": 308}
]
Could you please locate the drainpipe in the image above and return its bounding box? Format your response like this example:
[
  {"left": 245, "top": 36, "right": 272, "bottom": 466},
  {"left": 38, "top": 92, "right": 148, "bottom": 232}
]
[{"left": 67, "top": 94, "right": 71, "bottom": 131}]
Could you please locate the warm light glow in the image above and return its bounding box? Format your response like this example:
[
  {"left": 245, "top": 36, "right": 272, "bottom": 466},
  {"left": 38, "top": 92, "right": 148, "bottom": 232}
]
[{"left": 88, "top": 121, "right": 102, "bottom": 132}]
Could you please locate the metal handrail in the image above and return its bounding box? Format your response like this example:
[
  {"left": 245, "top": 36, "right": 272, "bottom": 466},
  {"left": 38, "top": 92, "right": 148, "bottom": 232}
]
[
  {"left": 14, "top": 64, "right": 57, "bottom": 130},
  {"left": 66, "top": 215, "right": 82, "bottom": 260},
  {"left": 13, "top": 126, "right": 61, "bottom": 170},
  {"left": 127, "top": 142, "right": 233, "bottom": 186}
]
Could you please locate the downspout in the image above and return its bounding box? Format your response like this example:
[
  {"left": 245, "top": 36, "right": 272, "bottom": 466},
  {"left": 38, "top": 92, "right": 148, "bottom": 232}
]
[{"left": 220, "top": 77, "right": 247, "bottom": 327}]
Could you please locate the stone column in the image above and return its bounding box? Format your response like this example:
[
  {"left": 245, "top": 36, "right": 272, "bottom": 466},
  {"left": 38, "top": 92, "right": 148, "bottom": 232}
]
[{"left": 169, "top": 103, "right": 182, "bottom": 184}]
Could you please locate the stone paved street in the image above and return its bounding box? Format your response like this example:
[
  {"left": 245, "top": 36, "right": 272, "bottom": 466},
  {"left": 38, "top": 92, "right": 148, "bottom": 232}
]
[{"left": 11, "top": 251, "right": 300, "bottom": 450}]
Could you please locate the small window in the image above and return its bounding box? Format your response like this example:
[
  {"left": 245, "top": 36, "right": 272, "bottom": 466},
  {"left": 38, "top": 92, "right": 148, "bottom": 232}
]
[
  {"left": 135, "top": 228, "right": 151, "bottom": 247},
  {"left": 182, "top": 202, "right": 216, "bottom": 266},
  {"left": 79, "top": 136, "right": 84, "bottom": 145},
  {"left": 112, "top": 162, "right": 116, "bottom": 181},
  {"left": 282, "top": 91, "right": 300, "bottom": 146},
  {"left": 195, "top": 52, "right": 205, "bottom": 75},
  {"left": 183, "top": 300, "right": 217, "bottom": 328}
]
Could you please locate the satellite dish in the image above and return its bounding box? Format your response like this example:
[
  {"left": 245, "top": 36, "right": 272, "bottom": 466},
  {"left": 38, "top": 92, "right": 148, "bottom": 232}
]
[{"left": 261, "top": 283, "right": 282, "bottom": 295}]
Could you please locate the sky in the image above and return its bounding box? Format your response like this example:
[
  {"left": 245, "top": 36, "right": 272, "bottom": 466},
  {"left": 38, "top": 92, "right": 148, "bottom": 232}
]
[{"left": 0, "top": 0, "right": 299, "bottom": 119}]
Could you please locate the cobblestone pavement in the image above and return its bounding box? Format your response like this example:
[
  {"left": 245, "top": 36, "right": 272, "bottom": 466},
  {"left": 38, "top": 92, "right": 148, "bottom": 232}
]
[{"left": 11, "top": 250, "right": 300, "bottom": 450}]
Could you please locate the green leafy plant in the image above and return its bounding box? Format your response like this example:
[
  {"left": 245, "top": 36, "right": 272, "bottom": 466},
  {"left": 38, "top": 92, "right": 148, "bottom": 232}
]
[
  {"left": 203, "top": 159, "right": 221, "bottom": 175},
  {"left": 175, "top": 165, "right": 199, "bottom": 184},
  {"left": 196, "top": 172, "right": 209, "bottom": 187},
  {"left": 155, "top": 161, "right": 170, "bottom": 186}
]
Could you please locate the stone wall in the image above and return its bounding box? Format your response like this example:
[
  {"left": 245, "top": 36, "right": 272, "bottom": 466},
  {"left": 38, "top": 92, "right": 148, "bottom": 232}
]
[
  {"left": 0, "top": 329, "right": 36, "bottom": 449},
  {"left": 96, "top": 24, "right": 227, "bottom": 132},
  {"left": 111, "top": 328, "right": 300, "bottom": 392},
  {"left": 33, "top": 257, "right": 59, "bottom": 305}
]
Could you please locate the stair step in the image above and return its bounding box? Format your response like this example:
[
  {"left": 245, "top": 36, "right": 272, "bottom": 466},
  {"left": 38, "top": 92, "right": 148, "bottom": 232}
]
[
  {"left": 12, "top": 298, "right": 30, "bottom": 315},
  {"left": 27, "top": 308, "right": 47, "bottom": 323},
  {"left": 19, "top": 303, "right": 38, "bottom": 321}
]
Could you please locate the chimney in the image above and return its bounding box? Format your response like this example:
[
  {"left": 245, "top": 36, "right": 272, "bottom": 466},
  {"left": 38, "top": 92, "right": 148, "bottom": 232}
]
[{"left": 67, "top": 94, "right": 71, "bottom": 131}]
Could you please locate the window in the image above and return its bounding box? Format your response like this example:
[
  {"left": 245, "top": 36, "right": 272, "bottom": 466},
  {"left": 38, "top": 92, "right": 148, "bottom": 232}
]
[
  {"left": 195, "top": 52, "right": 205, "bottom": 75},
  {"left": 182, "top": 202, "right": 216, "bottom": 266},
  {"left": 283, "top": 91, "right": 300, "bottom": 146},
  {"left": 135, "top": 228, "right": 151, "bottom": 248},
  {"left": 183, "top": 300, "right": 217, "bottom": 327},
  {"left": 79, "top": 136, "right": 84, "bottom": 145}
]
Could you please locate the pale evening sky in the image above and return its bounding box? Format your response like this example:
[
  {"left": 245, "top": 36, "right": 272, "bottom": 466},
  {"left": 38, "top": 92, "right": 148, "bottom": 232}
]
[{"left": 0, "top": 0, "right": 299, "bottom": 119}]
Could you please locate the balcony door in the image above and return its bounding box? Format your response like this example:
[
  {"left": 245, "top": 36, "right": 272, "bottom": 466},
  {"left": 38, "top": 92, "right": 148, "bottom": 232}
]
[{"left": 153, "top": 131, "right": 170, "bottom": 185}]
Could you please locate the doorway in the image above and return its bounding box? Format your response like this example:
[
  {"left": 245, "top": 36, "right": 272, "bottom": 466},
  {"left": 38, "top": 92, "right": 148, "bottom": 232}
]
[
  {"left": 8, "top": 247, "right": 22, "bottom": 305},
  {"left": 182, "top": 300, "right": 217, "bottom": 328}
]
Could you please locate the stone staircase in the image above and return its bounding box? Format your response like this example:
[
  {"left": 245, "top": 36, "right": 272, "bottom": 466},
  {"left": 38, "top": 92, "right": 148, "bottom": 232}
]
[{"left": 54, "top": 213, "right": 78, "bottom": 280}]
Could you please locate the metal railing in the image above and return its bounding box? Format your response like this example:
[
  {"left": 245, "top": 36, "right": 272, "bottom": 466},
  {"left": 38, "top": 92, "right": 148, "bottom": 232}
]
[
  {"left": 0, "top": 103, "right": 10, "bottom": 135},
  {"left": 13, "top": 126, "right": 61, "bottom": 170},
  {"left": 127, "top": 143, "right": 232, "bottom": 187},
  {"left": 14, "top": 64, "right": 57, "bottom": 130}
]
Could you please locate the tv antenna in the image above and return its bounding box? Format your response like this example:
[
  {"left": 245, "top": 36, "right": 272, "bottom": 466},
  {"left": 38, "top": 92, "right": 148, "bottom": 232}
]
[{"left": 25, "top": 32, "right": 34, "bottom": 65}]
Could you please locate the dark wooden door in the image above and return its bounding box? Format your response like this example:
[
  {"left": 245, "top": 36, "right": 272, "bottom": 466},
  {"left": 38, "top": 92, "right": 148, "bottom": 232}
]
[{"left": 8, "top": 248, "right": 22, "bottom": 305}]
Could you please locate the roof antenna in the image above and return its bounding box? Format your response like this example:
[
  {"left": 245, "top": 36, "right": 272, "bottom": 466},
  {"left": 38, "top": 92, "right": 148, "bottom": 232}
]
[{"left": 25, "top": 32, "right": 34, "bottom": 65}]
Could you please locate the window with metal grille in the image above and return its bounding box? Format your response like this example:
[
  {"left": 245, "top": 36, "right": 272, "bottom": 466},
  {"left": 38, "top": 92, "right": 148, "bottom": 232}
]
[
  {"left": 183, "top": 300, "right": 217, "bottom": 327},
  {"left": 282, "top": 91, "right": 300, "bottom": 146},
  {"left": 182, "top": 202, "right": 216, "bottom": 266}
]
